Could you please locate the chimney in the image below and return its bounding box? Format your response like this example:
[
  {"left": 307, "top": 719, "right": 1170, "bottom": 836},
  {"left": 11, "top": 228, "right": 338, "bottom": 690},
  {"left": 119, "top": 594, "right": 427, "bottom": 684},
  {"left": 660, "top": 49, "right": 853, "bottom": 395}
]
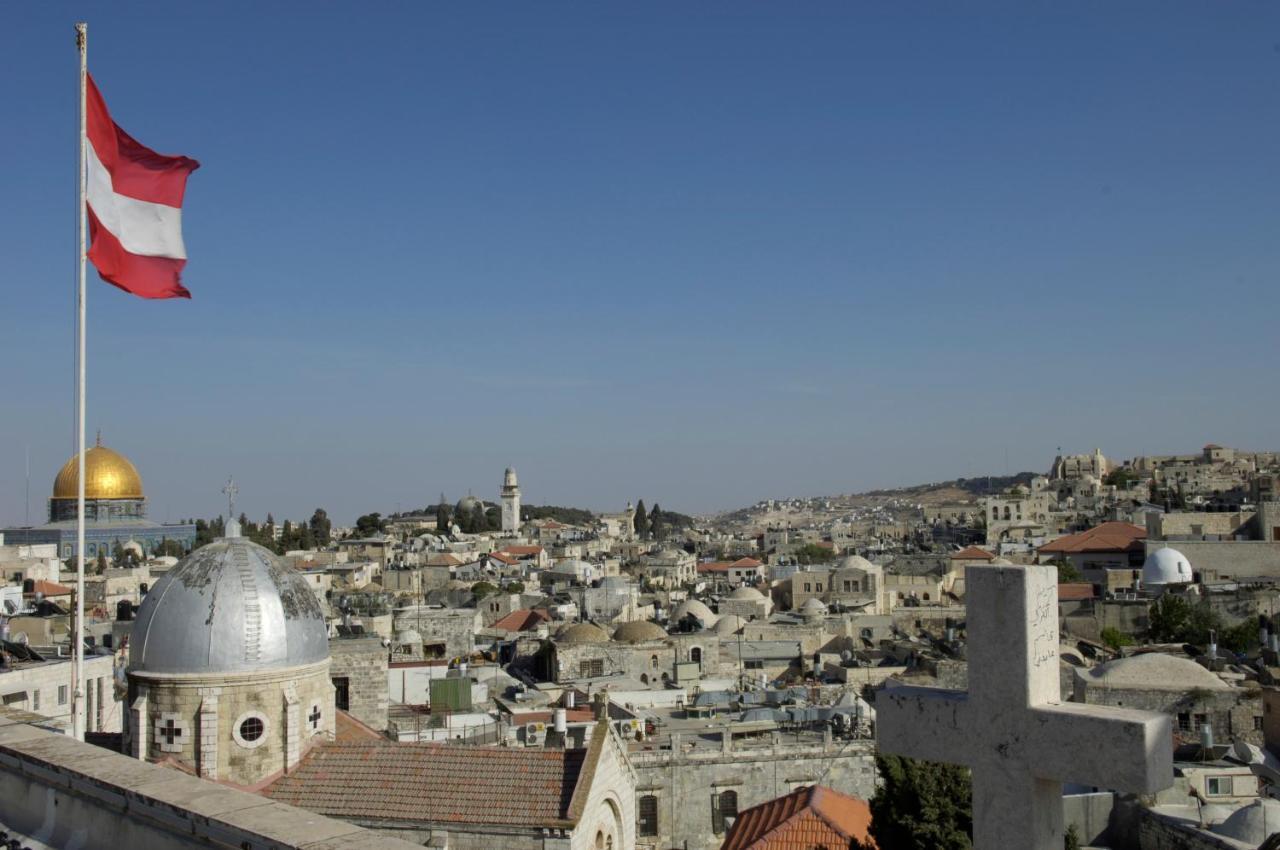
[
  {"left": 564, "top": 690, "right": 576, "bottom": 709},
  {"left": 554, "top": 708, "right": 567, "bottom": 734}
]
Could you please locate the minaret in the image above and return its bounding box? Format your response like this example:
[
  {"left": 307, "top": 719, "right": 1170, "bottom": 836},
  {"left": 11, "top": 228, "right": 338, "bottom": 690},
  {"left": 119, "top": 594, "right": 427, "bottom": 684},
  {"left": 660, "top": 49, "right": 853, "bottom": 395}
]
[{"left": 501, "top": 467, "right": 521, "bottom": 533}]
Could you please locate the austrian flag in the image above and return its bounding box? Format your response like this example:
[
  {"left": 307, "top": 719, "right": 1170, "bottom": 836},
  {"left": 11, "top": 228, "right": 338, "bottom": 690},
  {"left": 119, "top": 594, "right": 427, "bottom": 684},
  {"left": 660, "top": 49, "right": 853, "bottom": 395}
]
[{"left": 86, "top": 75, "right": 199, "bottom": 298}]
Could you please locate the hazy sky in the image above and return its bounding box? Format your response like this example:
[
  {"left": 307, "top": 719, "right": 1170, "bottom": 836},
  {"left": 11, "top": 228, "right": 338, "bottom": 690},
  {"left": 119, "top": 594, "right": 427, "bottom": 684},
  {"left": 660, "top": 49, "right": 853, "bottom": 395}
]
[{"left": 3, "top": 3, "right": 1279, "bottom": 526}]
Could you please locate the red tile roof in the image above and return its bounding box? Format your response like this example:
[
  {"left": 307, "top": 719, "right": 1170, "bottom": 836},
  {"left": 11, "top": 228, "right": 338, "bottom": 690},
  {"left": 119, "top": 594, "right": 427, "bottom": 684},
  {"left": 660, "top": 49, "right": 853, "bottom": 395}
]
[
  {"left": 698, "top": 562, "right": 733, "bottom": 573},
  {"left": 732, "top": 557, "right": 764, "bottom": 568},
  {"left": 509, "top": 709, "right": 596, "bottom": 725},
  {"left": 263, "top": 742, "right": 586, "bottom": 828},
  {"left": 503, "top": 545, "right": 544, "bottom": 556},
  {"left": 426, "top": 553, "right": 463, "bottom": 567},
  {"left": 721, "top": 785, "right": 874, "bottom": 850},
  {"left": 26, "top": 580, "right": 72, "bottom": 596},
  {"left": 949, "top": 545, "right": 995, "bottom": 561},
  {"left": 1039, "top": 522, "right": 1146, "bottom": 555},
  {"left": 488, "top": 552, "right": 519, "bottom": 566},
  {"left": 334, "top": 709, "right": 384, "bottom": 743},
  {"left": 491, "top": 608, "right": 549, "bottom": 633},
  {"left": 1057, "top": 583, "right": 1097, "bottom": 601}
]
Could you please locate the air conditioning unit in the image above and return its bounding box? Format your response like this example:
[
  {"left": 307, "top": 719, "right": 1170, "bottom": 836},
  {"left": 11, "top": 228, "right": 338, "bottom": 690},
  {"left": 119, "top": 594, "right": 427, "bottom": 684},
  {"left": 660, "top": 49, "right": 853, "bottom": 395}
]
[{"left": 525, "top": 722, "right": 546, "bottom": 746}]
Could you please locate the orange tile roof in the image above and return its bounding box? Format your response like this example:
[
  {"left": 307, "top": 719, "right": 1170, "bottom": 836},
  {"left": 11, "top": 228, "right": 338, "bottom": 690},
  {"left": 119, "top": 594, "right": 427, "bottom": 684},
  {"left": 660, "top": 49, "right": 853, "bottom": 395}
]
[
  {"left": 698, "top": 562, "right": 733, "bottom": 573},
  {"left": 949, "top": 545, "right": 995, "bottom": 561},
  {"left": 491, "top": 608, "right": 549, "bottom": 632},
  {"left": 503, "top": 545, "right": 544, "bottom": 556},
  {"left": 26, "top": 580, "right": 72, "bottom": 596},
  {"left": 722, "top": 785, "right": 874, "bottom": 850},
  {"left": 426, "top": 553, "right": 463, "bottom": 567},
  {"left": 334, "top": 709, "right": 384, "bottom": 743},
  {"left": 509, "top": 709, "right": 596, "bottom": 725},
  {"left": 1039, "top": 522, "right": 1146, "bottom": 555},
  {"left": 732, "top": 557, "right": 764, "bottom": 568},
  {"left": 488, "top": 552, "right": 519, "bottom": 566},
  {"left": 263, "top": 742, "right": 586, "bottom": 828}
]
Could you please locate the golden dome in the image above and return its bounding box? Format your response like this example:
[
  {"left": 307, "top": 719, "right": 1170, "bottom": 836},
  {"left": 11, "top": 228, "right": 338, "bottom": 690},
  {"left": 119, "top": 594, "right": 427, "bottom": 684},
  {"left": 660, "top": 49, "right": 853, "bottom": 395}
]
[{"left": 52, "top": 443, "right": 144, "bottom": 500}]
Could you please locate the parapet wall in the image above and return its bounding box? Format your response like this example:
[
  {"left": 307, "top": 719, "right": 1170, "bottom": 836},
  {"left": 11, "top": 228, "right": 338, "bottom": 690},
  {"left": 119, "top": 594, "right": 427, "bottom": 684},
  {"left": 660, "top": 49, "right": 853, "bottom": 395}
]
[{"left": 0, "top": 710, "right": 419, "bottom": 850}]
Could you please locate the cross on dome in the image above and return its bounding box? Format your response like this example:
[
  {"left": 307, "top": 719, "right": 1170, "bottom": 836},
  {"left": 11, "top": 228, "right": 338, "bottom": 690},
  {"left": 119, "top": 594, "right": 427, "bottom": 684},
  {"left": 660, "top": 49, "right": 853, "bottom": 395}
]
[{"left": 876, "top": 565, "right": 1173, "bottom": 849}]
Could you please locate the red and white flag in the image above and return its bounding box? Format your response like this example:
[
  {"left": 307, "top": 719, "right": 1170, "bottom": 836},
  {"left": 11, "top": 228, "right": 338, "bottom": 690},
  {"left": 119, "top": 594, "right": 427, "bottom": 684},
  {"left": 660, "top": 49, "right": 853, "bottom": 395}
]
[{"left": 86, "top": 75, "right": 199, "bottom": 299}]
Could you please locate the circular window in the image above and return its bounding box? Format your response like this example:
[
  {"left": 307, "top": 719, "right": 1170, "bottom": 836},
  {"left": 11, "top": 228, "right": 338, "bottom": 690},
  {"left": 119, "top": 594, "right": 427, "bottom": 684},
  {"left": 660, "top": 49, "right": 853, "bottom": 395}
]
[{"left": 232, "top": 711, "right": 269, "bottom": 749}]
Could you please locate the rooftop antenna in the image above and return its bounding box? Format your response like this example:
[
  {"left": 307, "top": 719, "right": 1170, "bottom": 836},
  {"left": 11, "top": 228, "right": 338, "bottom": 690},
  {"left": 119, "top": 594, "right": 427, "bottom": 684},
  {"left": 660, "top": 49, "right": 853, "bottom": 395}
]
[{"left": 24, "top": 444, "right": 29, "bottom": 526}]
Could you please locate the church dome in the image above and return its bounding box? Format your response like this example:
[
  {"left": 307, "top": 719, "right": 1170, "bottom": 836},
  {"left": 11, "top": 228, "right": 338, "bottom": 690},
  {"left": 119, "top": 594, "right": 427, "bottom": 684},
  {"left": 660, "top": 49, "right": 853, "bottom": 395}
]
[
  {"left": 53, "top": 442, "right": 143, "bottom": 500},
  {"left": 1142, "top": 547, "right": 1192, "bottom": 585},
  {"left": 128, "top": 535, "right": 329, "bottom": 675},
  {"left": 555, "top": 623, "right": 610, "bottom": 644},
  {"left": 612, "top": 621, "right": 668, "bottom": 643}
]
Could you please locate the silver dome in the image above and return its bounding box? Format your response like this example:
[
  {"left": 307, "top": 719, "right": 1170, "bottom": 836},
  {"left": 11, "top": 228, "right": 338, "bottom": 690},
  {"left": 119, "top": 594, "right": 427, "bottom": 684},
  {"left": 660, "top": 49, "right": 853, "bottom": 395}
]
[{"left": 129, "top": 537, "right": 329, "bottom": 674}]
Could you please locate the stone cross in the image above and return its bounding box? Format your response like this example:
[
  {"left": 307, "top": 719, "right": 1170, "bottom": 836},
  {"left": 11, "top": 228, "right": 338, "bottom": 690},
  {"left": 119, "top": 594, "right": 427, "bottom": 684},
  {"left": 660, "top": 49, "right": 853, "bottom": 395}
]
[
  {"left": 877, "top": 565, "right": 1172, "bottom": 850},
  {"left": 222, "top": 476, "right": 238, "bottom": 520}
]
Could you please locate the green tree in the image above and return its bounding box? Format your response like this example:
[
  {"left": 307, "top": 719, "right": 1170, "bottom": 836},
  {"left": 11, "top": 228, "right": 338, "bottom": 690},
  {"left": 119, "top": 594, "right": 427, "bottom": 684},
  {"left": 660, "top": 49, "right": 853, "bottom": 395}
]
[
  {"left": 1049, "top": 558, "right": 1082, "bottom": 584},
  {"left": 155, "top": 538, "right": 185, "bottom": 558},
  {"left": 1064, "top": 823, "right": 1082, "bottom": 850},
  {"left": 436, "top": 502, "right": 451, "bottom": 534},
  {"left": 793, "top": 543, "right": 837, "bottom": 565},
  {"left": 309, "top": 508, "right": 331, "bottom": 547},
  {"left": 355, "top": 512, "right": 386, "bottom": 536},
  {"left": 1100, "top": 627, "right": 1134, "bottom": 651},
  {"left": 503, "top": 581, "right": 525, "bottom": 594},
  {"left": 471, "top": 581, "right": 498, "bottom": 601},
  {"left": 95, "top": 551, "right": 108, "bottom": 575},
  {"left": 471, "top": 504, "right": 488, "bottom": 533},
  {"left": 634, "top": 500, "right": 649, "bottom": 539},
  {"left": 1105, "top": 468, "right": 1135, "bottom": 490},
  {"left": 649, "top": 503, "right": 667, "bottom": 540},
  {"left": 195, "top": 518, "right": 214, "bottom": 548},
  {"left": 852, "top": 754, "right": 972, "bottom": 850}
]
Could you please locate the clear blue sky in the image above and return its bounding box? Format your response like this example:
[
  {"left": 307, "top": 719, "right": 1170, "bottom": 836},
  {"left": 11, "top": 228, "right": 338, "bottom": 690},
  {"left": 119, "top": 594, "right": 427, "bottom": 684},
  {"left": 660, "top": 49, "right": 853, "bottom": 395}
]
[{"left": 3, "top": 3, "right": 1279, "bottom": 526}]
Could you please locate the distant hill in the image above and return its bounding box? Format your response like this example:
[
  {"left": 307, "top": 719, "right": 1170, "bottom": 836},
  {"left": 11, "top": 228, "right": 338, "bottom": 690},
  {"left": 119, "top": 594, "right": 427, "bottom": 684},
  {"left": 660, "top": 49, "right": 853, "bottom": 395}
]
[
  {"left": 521, "top": 504, "right": 597, "bottom": 526},
  {"left": 860, "top": 472, "right": 1038, "bottom": 502}
]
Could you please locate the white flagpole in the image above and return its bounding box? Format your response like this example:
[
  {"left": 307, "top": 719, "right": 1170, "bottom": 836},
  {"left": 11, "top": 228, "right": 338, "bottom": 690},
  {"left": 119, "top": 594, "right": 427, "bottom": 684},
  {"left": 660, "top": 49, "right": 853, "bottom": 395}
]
[{"left": 73, "top": 20, "right": 88, "bottom": 742}]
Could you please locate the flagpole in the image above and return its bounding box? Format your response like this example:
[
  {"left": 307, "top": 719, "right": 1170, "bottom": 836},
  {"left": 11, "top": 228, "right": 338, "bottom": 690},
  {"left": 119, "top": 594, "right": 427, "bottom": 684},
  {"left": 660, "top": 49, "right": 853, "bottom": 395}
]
[{"left": 73, "top": 20, "right": 88, "bottom": 743}]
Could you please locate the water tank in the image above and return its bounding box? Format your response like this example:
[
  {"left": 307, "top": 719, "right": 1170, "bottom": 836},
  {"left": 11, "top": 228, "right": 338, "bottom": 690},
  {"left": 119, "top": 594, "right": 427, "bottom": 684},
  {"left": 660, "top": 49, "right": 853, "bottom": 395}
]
[
  {"left": 116, "top": 599, "right": 134, "bottom": 622},
  {"left": 554, "top": 708, "right": 568, "bottom": 733}
]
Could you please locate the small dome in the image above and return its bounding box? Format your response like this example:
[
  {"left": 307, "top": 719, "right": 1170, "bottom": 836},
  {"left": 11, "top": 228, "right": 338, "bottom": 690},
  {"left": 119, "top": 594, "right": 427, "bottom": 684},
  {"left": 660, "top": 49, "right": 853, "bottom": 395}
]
[
  {"left": 129, "top": 537, "right": 329, "bottom": 675},
  {"left": 728, "top": 586, "right": 766, "bottom": 601},
  {"left": 838, "top": 555, "right": 875, "bottom": 571},
  {"left": 555, "top": 623, "right": 610, "bottom": 644},
  {"left": 655, "top": 548, "right": 684, "bottom": 560},
  {"left": 1143, "top": 547, "right": 1192, "bottom": 585},
  {"left": 1078, "top": 653, "right": 1228, "bottom": 692},
  {"left": 396, "top": 629, "right": 423, "bottom": 644},
  {"left": 800, "top": 597, "right": 829, "bottom": 613},
  {"left": 671, "top": 599, "right": 718, "bottom": 628},
  {"left": 1213, "top": 798, "right": 1280, "bottom": 843},
  {"left": 53, "top": 442, "right": 143, "bottom": 500},
  {"left": 612, "top": 621, "right": 668, "bottom": 643},
  {"left": 456, "top": 495, "right": 485, "bottom": 515},
  {"left": 991, "top": 557, "right": 1014, "bottom": 566},
  {"left": 714, "top": 614, "right": 747, "bottom": 635}
]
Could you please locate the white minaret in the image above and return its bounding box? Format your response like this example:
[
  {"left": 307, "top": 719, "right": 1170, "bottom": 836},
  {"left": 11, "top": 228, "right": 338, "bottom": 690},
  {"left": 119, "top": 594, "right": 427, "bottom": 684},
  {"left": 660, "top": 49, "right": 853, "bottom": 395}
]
[{"left": 501, "top": 467, "right": 521, "bottom": 533}]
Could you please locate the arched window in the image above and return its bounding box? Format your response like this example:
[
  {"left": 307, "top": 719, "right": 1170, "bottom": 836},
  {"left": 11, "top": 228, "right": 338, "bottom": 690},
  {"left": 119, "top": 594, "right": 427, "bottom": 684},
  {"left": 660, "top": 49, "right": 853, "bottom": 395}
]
[
  {"left": 690, "top": 646, "right": 703, "bottom": 667},
  {"left": 712, "top": 789, "right": 738, "bottom": 835},
  {"left": 640, "top": 674, "right": 648, "bottom": 685},
  {"left": 638, "top": 794, "right": 659, "bottom": 837},
  {"left": 651, "top": 654, "right": 659, "bottom": 669}
]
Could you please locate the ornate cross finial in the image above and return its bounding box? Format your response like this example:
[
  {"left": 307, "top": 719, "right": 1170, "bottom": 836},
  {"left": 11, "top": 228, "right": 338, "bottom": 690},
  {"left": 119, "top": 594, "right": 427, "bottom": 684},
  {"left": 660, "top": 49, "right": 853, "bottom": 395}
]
[
  {"left": 222, "top": 476, "right": 238, "bottom": 519},
  {"left": 95, "top": 429, "right": 102, "bottom": 448}
]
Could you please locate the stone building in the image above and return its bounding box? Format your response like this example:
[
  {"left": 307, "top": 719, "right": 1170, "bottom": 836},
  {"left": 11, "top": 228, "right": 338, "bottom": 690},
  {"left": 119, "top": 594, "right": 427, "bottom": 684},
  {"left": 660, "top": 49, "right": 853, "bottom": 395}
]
[
  {"left": 543, "top": 621, "right": 721, "bottom": 685},
  {"left": 787, "top": 556, "right": 887, "bottom": 614},
  {"left": 632, "top": 730, "right": 876, "bottom": 850},
  {"left": 634, "top": 548, "right": 696, "bottom": 588},
  {"left": 0, "top": 651, "right": 117, "bottom": 734},
  {"left": 329, "top": 635, "right": 389, "bottom": 732},
  {"left": 717, "top": 585, "right": 772, "bottom": 621},
  {"left": 500, "top": 467, "right": 522, "bottom": 534},
  {"left": 124, "top": 523, "right": 336, "bottom": 785},
  {"left": 391, "top": 605, "right": 481, "bottom": 659},
  {"left": 1073, "top": 653, "right": 1263, "bottom": 747}
]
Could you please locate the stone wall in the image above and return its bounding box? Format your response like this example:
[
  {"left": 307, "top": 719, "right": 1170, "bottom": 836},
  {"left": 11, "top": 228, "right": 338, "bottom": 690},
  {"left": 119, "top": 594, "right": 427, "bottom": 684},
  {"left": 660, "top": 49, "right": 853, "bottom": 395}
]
[
  {"left": 631, "top": 732, "right": 876, "bottom": 850},
  {"left": 0, "top": 710, "right": 419, "bottom": 850},
  {"left": 392, "top": 607, "right": 480, "bottom": 658},
  {"left": 1150, "top": 540, "right": 1280, "bottom": 580},
  {"left": 0, "top": 654, "right": 117, "bottom": 734},
  {"left": 330, "top": 636, "right": 389, "bottom": 731},
  {"left": 1136, "top": 808, "right": 1252, "bottom": 850}
]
